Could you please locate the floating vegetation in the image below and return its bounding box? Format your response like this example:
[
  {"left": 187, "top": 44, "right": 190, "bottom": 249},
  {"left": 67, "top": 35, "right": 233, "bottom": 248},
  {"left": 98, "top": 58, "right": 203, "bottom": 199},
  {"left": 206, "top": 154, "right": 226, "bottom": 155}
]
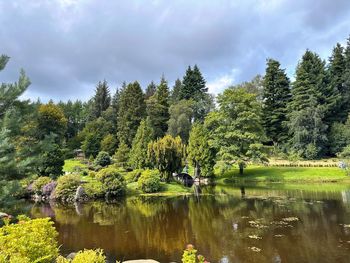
[
  {"left": 241, "top": 216, "right": 249, "bottom": 219},
  {"left": 248, "top": 234, "right": 262, "bottom": 240},
  {"left": 248, "top": 220, "right": 268, "bottom": 229},
  {"left": 343, "top": 224, "right": 350, "bottom": 228},
  {"left": 249, "top": 247, "right": 262, "bottom": 252},
  {"left": 282, "top": 217, "right": 299, "bottom": 222},
  {"left": 274, "top": 234, "right": 284, "bottom": 238}
]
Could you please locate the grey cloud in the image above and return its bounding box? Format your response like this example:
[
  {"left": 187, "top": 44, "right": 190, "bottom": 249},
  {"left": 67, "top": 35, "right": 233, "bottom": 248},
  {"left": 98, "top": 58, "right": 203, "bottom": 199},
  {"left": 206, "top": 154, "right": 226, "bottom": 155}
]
[{"left": 0, "top": 0, "right": 350, "bottom": 101}]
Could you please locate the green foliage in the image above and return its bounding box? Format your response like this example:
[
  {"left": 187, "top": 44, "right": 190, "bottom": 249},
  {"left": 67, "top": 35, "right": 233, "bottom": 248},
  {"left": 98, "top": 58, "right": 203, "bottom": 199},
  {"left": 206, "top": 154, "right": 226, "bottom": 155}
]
[
  {"left": 129, "top": 118, "right": 154, "bottom": 169},
  {"left": 187, "top": 123, "right": 216, "bottom": 177},
  {"left": 37, "top": 103, "right": 67, "bottom": 140},
  {"left": 55, "top": 174, "right": 81, "bottom": 201},
  {"left": 38, "top": 140, "right": 65, "bottom": 178},
  {"left": 208, "top": 87, "right": 267, "bottom": 174},
  {"left": 125, "top": 169, "right": 143, "bottom": 183},
  {"left": 262, "top": 59, "right": 291, "bottom": 144},
  {"left": 182, "top": 244, "right": 205, "bottom": 263},
  {"left": 96, "top": 167, "right": 126, "bottom": 198},
  {"left": 32, "top": 176, "right": 51, "bottom": 195},
  {"left": 117, "top": 81, "right": 146, "bottom": 146},
  {"left": 170, "top": 78, "right": 182, "bottom": 104},
  {"left": 148, "top": 135, "right": 184, "bottom": 181},
  {"left": 328, "top": 116, "right": 350, "bottom": 155},
  {"left": 145, "top": 81, "right": 157, "bottom": 99},
  {"left": 92, "top": 80, "right": 111, "bottom": 119},
  {"left": 137, "top": 169, "right": 161, "bottom": 193},
  {"left": 167, "top": 99, "right": 194, "bottom": 143},
  {"left": 57, "top": 249, "right": 106, "bottom": 263},
  {"left": 94, "top": 151, "right": 111, "bottom": 167},
  {"left": 84, "top": 180, "right": 105, "bottom": 199},
  {"left": 100, "top": 134, "right": 117, "bottom": 156},
  {"left": 114, "top": 141, "right": 130, "bottom": 168},
  {"left": 0, "top": 217, "right": 58, "bottom": 263}
]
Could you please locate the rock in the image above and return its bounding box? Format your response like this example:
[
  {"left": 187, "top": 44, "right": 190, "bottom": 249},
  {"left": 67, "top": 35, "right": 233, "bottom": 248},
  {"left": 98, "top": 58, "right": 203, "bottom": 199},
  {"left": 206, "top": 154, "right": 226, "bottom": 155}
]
[
  {"left": 66, "top": 252, "right": 77, "bottom": 260},
  {"left": 74, "top": 186, "right": 88, "bottom": 202},
  {"left": 123, "top": 260, "right": 160, "bottom": 263},
  {"left": 0, "top": 212, "right": 9, "bottom": 218}
]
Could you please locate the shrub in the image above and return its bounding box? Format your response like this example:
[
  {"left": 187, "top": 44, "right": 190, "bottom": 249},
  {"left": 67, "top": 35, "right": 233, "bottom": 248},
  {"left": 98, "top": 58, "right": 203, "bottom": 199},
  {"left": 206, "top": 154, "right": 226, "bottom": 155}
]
[
  {"left": 96, "top": 168, "right": 126, "bottom": 198},
  {"left": 89, "top": 171, "right": 96, "bottom": 178},
  {"left": 84, "top": 180, "right": 105, "bottom": 199},
  {"left": 0, "top": 216, "right": 58, "bottom": 262},
  {"left": 94, "top": 151, "right": 111, "bottom": 167},
  {"left": 182, "top": 244, "right": 208, "bottom": 263},
  {"left": 125, "top": 169, "right": 143, "bottom": 183},
  {"left": 137, "top": 169, "right": 161, "bottom": 193},
  {"left": 55, "top": 174, "right": 81, "bottom": 201},
  {"left": 32, "top": 176, "right": 51, "bottom": 195},
  {"left": 56, "top": 249, "right": 106, "bottom": 263}
]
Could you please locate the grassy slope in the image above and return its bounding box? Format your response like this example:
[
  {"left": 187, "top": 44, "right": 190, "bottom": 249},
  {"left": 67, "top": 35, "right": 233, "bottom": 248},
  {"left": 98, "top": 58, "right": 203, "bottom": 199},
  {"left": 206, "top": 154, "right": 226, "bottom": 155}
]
[
  {"left": 127, "top": 181, "right": 191, "bottom": 196},
  {"left": 63, "top": 159, "right": 88, "bottom": 173},
  {"left": 217, "top": 166, "right": 349, "bottom": 183}
]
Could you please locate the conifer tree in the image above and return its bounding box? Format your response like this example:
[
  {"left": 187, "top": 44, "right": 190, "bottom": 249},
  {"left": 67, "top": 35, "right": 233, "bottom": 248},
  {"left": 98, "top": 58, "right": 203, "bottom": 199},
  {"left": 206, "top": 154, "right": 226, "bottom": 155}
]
[
  {"left": 145, "top": 81, "right": 157, "bottom": 99},
  {"left": 92, "top": 80, "right": 111, "bottom": 118},
  {"left": 342, "top": 37, "right": 350, "bottom": 120},
  {"left": 170, "top": 78, "right": 182, "bottom": 104},
  {"left": 262, "top": 59, "right": 291, "bottom": 145},
  {"left": 129, "top": 117, "right": 154, "bottom": 169},
  {"left": 117, "top": 81, "right": 146, "bottom": 146}
]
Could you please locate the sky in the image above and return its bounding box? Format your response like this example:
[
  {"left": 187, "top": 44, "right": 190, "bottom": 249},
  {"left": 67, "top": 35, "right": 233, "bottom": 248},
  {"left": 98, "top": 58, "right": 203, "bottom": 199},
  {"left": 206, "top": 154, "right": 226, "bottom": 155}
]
[{"left": 1, "top": 0, "right": 350, "bottom": 102}]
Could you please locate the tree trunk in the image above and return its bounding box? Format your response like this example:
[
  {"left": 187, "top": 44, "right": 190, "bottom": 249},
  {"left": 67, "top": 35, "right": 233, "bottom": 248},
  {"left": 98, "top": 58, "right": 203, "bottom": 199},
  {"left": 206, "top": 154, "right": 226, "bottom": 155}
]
[{"left": 239, "top": 163, "right": 244, "bottom": 175}]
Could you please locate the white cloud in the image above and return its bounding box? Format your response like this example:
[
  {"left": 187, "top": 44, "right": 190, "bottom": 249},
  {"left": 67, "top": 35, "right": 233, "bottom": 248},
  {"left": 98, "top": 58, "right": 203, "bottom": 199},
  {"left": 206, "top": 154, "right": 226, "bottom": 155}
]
[{"left": 207, "top": 70, "right": 238, "bottom": 95}]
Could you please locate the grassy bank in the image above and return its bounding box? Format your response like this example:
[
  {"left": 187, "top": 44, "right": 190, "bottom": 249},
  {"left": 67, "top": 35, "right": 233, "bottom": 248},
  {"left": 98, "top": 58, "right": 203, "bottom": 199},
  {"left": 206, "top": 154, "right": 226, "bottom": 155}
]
[{"left": 217, "top": 166, "right": 349, "bottom": 184}]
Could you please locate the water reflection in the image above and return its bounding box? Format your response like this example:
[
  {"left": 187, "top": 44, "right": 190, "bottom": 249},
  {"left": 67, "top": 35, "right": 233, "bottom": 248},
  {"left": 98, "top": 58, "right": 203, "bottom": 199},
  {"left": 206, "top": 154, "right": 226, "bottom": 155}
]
[{"left": 5, "top": 185, "right": 350, "bottom": 262}]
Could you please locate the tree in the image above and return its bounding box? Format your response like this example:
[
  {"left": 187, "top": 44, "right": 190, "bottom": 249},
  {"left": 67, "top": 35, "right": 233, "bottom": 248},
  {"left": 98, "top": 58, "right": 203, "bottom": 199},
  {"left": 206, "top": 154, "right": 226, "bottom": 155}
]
[
  {"left": 37, "top": 103, "right": 67, "bottom": 141},
  {"left": 180, "top": 65, "right": 210, "bottom": 121},
  {"left": 262, "top": 59, "right": 291, "bottom": 145},
  {"left": 0, "top": 129, "right": 17, "bottom": 179},
  {"left": 187, "top": 123, "right": 216, "bottom": 177},
  {"left": 100, "top": 133, "right": 118, "bottom": 156},
  {"left": 238, "top": 75, "right": 264, "bottom": 101},
  {"left": 146, "top": 76, "right": 170, "bottom": 138},
  {"left": 148, "top": 135, "right": 184, "bottom": 181},
  {"left": 167, "top": 100, "right": 194, "bottom": 143},
  {"left": 145, "top": 81, "right": 157, "bottom": 99},
  {"left": 94, "top": 151, "right": 111, "bottom": 167},
  {"left": 342, "top": 37, "right": 350, "bottom": 120},
  {"left": 206, "top": 88, "right": 267, "bottom": 174},
  {"left": 170, "top": 78, "right": 182, "bottom": 104},
  {"left": 129, "top": 118, "right": 154, "bottom": 169},
  {"left": 117, "top": 81, "right": 146, "bottom": 146},
  {"left": 82, "top": 133, "right": 100, "bottom": 158},
  {"left": 92, "top": 80, "right": 111, "bottom": 118},
  {"left": 114, "top": 141, "right": 130, "bottom": 168},
  {"left": 288, "top": 103, "right": 328, "bottom": 159},
  {"left": 328, "top": 115, "right": 350, "bottom": 155}
]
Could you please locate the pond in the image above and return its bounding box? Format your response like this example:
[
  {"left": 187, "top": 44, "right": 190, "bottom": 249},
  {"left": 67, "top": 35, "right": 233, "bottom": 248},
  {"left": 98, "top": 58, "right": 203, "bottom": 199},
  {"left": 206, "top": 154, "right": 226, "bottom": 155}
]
[{"left": 3, "top": 184, "right": 350, "bottom": 263}]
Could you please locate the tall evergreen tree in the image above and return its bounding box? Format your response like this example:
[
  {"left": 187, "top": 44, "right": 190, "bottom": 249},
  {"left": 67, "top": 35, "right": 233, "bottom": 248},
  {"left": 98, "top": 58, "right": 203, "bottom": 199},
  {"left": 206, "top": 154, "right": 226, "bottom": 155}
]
[
  {"left": 262, "top": 59, "right": 291, "bottom": 145},
  {"left": 92, "top": 80, "right": 111, "bottom": 118},
  {"left": 129, "top": 117, "right": 154, "bottom": 169},
  {"left": 342, "top": 37, "right": 350, "bottom": 120},
  {"left": 117, "top": 81, "right": 146, "bottom": 146},
  {"left": 327, "top": 43, "right": 345, "bottom": 123},
  {"left": 145, "top": 81, "right": 157, "bottom": 99},
  {"left": 170, "top": 78, "right": 182, "bottom": 104}
]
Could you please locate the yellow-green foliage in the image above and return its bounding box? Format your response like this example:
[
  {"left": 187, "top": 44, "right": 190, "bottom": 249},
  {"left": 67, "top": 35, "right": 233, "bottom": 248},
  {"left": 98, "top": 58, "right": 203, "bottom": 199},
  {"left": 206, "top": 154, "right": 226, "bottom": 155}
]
[
  {"left": 125, "top": 169, "right": 143, "bottom": 183},
  {"left": 137, "top": 169, "right": 161, "bottom": 193},
  {"left": 181, "top": 245, "right": 207, "bottom": 263},
  {"left": 32, "top": 176, "right": 51, "bottom": 194},
  {"left": 55, "top": 174, "right": 81, "bottom": 201},
  {"left": 56, "top": 249, "right": 106, "bottom": 263},
  {"left": 0, "top": 217, "right": 58, "bottom": 263},
  {"left": 96, "top": 167, "right": 126, "bottom": 198},
  {"left": 84, "top": 180, "right": 105, "bottom": 199}
]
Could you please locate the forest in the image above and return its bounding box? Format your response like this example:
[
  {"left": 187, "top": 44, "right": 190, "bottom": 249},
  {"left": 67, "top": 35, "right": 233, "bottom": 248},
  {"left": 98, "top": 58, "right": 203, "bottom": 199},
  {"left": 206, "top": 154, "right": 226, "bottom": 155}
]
[{"left": 1, "top": 35, "right": 350, "bottom": 186}]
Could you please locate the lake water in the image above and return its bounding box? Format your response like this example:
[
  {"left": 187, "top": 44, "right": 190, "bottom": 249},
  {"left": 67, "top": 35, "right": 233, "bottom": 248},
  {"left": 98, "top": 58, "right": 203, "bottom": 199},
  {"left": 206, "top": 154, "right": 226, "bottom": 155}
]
[{"left": 3, "top": 184, "right": 350, "bottom": 263}]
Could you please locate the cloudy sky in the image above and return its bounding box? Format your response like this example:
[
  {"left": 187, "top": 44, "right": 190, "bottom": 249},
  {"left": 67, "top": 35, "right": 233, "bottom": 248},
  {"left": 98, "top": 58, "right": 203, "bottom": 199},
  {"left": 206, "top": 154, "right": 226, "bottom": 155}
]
[{"left": 1, "top": 0, "right": 350, "bottom": 101}]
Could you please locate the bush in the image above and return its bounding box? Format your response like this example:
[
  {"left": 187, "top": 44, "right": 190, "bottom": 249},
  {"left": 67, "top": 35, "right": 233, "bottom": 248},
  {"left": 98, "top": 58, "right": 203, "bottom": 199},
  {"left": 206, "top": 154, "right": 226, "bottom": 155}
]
[
  {"left": 182, "top": 244, "right": 208, "bottom": 263},
  {"left": 137, "top": 169, "right": 161, "bottom": 193},
  {"left": 96, "top": 168, "right": 126, "bottom": 198},
  {"left": 32, "top": 176, "right": 51, "bottom": 195},
  {"left": 84, "top": 180, "right": 105, "bottom": 199},
  {"left": 55, "top": 174, "right": 81, "bottom": 201},
  {"left": 94, "top": 151, "right": 111, "bottom": 167},
  {"left": 56, "top": 249, "right": 106, "bottom": 263},
  {"left": 125, "top": 169, "right": 143, "bottom": 183},
  {"left": 0, "top": 216, "right": 58, "bottom": 262}
]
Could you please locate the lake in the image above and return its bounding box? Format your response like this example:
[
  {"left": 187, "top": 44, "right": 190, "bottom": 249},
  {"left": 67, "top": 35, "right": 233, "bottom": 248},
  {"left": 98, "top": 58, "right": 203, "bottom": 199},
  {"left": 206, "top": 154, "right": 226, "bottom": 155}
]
[{"left": 3, "top": 183, "right": 350, "bottom": 262}]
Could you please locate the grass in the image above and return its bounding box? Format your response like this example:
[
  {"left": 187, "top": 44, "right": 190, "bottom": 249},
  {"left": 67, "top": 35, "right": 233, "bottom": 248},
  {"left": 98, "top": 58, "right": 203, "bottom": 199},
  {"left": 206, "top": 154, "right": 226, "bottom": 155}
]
[
  {"left": 63, "top": 159, "right": 88, "bottom": 173},
  {"left": 126, "top": 181, "right": 192, "bottom": 196},
  {"left": 217, "top": 166, "right": 350, "bottom": 184}
]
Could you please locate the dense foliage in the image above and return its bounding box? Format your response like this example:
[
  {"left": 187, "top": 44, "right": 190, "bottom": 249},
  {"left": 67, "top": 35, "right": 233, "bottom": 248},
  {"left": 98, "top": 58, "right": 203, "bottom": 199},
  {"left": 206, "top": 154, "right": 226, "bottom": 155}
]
[
  {"left": 96, "top": 167, "right": 126, "bottom": 198},
  {"left": 137, "top": 169, "right": 161, "bottom": 193},
  {"left": 55, "top": 174, "right": 81, "bottom": 201}
]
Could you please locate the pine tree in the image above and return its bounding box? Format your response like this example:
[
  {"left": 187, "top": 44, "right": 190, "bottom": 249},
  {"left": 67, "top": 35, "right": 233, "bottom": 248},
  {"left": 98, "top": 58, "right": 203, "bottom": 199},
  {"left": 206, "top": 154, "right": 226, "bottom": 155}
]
[
  {"left": 129, "top": 117, "right": 154, "bottom": 169},
  {"left": 117, "top": 81, "right": 146, "bottom": 146},
  {"left": 327, "top": 43, "right": 344, "bottom": 123},
  {"left": 145, "top": 81, "right": 157, "bottom": 99},
  {"left": 342, "top": 37, "right": 350, "bottom": 120},
  {"left": 170, "top": 78, "right": 182, "bottom": 104},
  {"left": 114, "top": 141, "right": 130, "bottom": 168},
  {"left": 262, "top": 59, "right": 291, "bottom": 145},
  {"left": 92, "top": 80, "right": 111, "bottom": 118}
]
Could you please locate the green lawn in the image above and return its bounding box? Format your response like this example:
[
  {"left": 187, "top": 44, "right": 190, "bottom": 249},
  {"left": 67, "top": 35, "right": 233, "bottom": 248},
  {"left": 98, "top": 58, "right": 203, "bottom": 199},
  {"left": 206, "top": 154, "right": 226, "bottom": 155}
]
[
  {"left": 217, "top": 166, "right": 349, "bottom": 183},
  {"left": 63, "top": 159, "right": 88, "bottom": 173},
  {"left": 127, "top": 181, "right": 191, "bottom": 196}
]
